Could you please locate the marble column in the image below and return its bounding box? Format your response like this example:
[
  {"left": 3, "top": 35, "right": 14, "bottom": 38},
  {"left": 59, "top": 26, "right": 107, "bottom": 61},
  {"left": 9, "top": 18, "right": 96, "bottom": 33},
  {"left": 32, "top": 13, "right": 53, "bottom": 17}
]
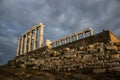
[
  {"left": 76, "top": 34, "right": 79, "bottom": 40},
  {"left": 28, "top": 31, "right": 32, "bottom": 51},
  {"left": 24, "top": 33, "right": 28, "bottom": 54},
  {"left": 59, "top": 40, "right": 62, "bottom": 45},
  {"left": 70, "top": 37, "right": 72, "bottom": 42},
  {"left": 82, "top": 32, "right": 86, "bottom": 38},
  {"left": 64, "top": 39, "right": 66, "bottom": 44},
  {"left": 20, "top": 36, "right": 24, "bottom": 55},
  {"left": 34, "top": 28, "right": 37, "bottom": 50},
  {"left": 39, "top": 23, "right": 44, "bottom": 47},
  {"left": 16, "top": 38, "right": 21, "bottom": 56},
  {"left": 90, "top": 29, "right": 94, "bottom": 36},
  {"left": 54, "top": 42, "right": 56, "bottom": 47},
  {"left": 23, "top": 36, "right": 25, "bottom": 55}
]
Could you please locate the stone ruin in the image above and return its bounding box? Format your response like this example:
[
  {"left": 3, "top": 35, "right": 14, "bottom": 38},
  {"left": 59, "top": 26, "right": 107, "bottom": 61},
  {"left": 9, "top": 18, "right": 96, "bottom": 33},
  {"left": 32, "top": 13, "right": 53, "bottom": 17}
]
[
  {"left": 16, "top": 23, "right": 94, "bottom": 56},
  {"left": 16, "top": 23, "right": 44, "bottom": 56},
  {"left": 10, "top": 22, "right": 120, "bottom": 73}
]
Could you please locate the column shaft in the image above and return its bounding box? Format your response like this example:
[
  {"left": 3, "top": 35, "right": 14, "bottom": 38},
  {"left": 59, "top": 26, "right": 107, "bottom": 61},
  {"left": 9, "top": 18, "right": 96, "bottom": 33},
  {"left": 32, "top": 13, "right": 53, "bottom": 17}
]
[
  {"left": 59, "top": 40, "right": 62, "bottom": 45},
  {"left": 64, "top": 39, "right": 66, "bottom": 44},
  {"left": 23, "top": 36, "right": 25, "bottom": 55},
  {"left": 16, "top": 38, "right": 21, "bottom": 56},
  {"left": 34, "top": 28, "right": 37, "bottom": 50},
  {"left": 76, "top": 34, "right": 79, "bottom": 40},
  {"left": 28, "top": 32, "right": 32, "bottom": 51},
  {"left": 90, "top": 30, "right": 94, "bottom": 36},
  {"left": 82, "top": 32, "right": 86, "bottom": 38},
  {"left": 39, "top": 23, "right": 44, "bottom": 47},
  {"left": 54, "top": 42, "right": 56, "bottom": 47},
  {"left": 20, "top": 37, "right": 24, "bottom": 55},
  {"left": 24, "top": 34, "right": 28, "bottom": 54},
  {"left": 70, "top": 37, "right": 72, "bottom": 42}
]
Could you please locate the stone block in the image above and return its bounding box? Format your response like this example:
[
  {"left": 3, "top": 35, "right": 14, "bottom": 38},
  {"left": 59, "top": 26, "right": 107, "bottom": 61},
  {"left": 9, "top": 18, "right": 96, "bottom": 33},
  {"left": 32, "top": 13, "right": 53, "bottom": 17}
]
[{"left": 93, "top": 69, "right": 106, "bottom": 73}]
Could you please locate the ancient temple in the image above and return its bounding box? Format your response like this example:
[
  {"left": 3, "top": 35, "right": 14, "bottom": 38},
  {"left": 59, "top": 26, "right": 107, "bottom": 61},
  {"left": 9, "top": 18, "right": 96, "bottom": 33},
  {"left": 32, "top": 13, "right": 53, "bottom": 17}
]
[{"left": 16, "top": 23, "right": 94, "bottom": 56}]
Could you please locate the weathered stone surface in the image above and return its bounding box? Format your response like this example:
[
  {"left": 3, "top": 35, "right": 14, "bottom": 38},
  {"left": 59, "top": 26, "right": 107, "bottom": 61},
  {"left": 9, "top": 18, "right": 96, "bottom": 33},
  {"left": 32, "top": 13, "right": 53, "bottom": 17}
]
[{"left": 11, "top": 40, "right": 120, "bottom": 73}]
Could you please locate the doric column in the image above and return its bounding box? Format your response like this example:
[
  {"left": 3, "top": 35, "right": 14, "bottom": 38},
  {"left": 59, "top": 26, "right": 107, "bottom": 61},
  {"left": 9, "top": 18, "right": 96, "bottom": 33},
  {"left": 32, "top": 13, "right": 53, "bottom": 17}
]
[
  {"left": 20, "top": 36, "right": 24, "bottom": 55},
  {"left": 56, "top": 42, "right": 58, "bottom": 46},
  {"left": 90, "top": 29, "right": 94, "bottom": 36},
  {"left": 24, "top": 35, "right": 26, "bottom": 54},
  {"left": 59, "top": 40, "right": 62, "bottom": 45},
  {"left": 28, "top": 31, "right": 32, "bottom": 52},
  {"left": 39, "top": 23, "right": 44, "bottom": 47},
  {"left": 16, "top": 38, "right": 21, "bottom": 56},
  {"left": 70, "top": 37, "right": 72, "bottom": 42},
  {"left": 23, "top": 36, "right": 25, "bottom": 55},
  {"left": 76, "top": 34, "right": 79, "bottom": 40},
  {"left": 24, "top": 33, "right": 28, "bottom": 54},
  {"left": 64, "top": 39, "right": 66, "bottom": 44},
  {"left": 54, "top": 42, "right": 56, "bottom": 47},
  {"left": 34, "top": 28, "right": 37, "bottom": 50},
  {"left": 82, "top": 32, "right": 86, "bottom": 38}
]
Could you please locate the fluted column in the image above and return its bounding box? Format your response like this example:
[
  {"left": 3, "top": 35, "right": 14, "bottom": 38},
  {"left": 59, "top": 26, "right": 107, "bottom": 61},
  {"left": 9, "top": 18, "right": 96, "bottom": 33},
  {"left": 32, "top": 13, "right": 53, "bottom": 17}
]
[
  {"left": 39, "top": 23, "right": 44, "bottom": 47},
  {"left": 28, "top": 31, "right": 32, "bottom": 51},
  {"left": 90, "top": 29, "right": 94, "bottom": 36},
  {"left": 70, "top": 37, "right": 72, "bottom": 42},
  {"left": 76, "top": 34, "right": 79, "bottom": 40},
  {"left": 64, "top": 39, "right": 66, "bottom": 44},
  {"left": 34, "top": 28, "right": 37, "bottom": 50},
  {"left": 23, "top": 36, "right": 25, "bottom": 55},
  {"left": 20, "top": 36, "right": 24, "bottom": 55},
  {"left": 54, "top": 42, "right": 56, "bottom": 47},
  {"left": 24, "top": 33, "right": 28, "bottom": 54},
  {"left": 59, "top": 40, "right": 62, "bottom": 45},
  {"left": 82, "top": 32, "right": 86, "bottom": 38},
  {"left": 16, "top": 38, "right": 21, "bottom": 56}
]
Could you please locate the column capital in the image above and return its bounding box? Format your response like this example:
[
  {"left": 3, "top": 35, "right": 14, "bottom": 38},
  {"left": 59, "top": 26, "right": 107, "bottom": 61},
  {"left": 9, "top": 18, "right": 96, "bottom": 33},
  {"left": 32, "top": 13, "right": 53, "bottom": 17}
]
[{"left": 39, "top": 23, "right": 45, "bottom": 28}]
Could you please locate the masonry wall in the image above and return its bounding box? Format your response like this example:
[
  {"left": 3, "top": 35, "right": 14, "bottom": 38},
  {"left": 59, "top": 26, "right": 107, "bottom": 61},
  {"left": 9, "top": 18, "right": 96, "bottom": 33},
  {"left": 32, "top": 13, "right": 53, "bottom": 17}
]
[{"left": 53, "top": 31, "right": 111, "bottom": 50}]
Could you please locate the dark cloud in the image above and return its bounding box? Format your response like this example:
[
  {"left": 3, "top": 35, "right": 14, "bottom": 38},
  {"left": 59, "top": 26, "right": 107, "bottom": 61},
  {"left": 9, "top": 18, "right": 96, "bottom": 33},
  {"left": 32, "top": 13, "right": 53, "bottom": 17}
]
[{"left": 0, "top": 0, "right": 120, "bottom": 65}]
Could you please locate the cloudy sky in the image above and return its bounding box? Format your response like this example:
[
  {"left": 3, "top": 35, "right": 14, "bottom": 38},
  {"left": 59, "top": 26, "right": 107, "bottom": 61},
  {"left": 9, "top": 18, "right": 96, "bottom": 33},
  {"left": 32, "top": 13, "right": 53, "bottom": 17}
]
[{"left": 0, "top": 0, "right": 120, "bottom": 65}]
